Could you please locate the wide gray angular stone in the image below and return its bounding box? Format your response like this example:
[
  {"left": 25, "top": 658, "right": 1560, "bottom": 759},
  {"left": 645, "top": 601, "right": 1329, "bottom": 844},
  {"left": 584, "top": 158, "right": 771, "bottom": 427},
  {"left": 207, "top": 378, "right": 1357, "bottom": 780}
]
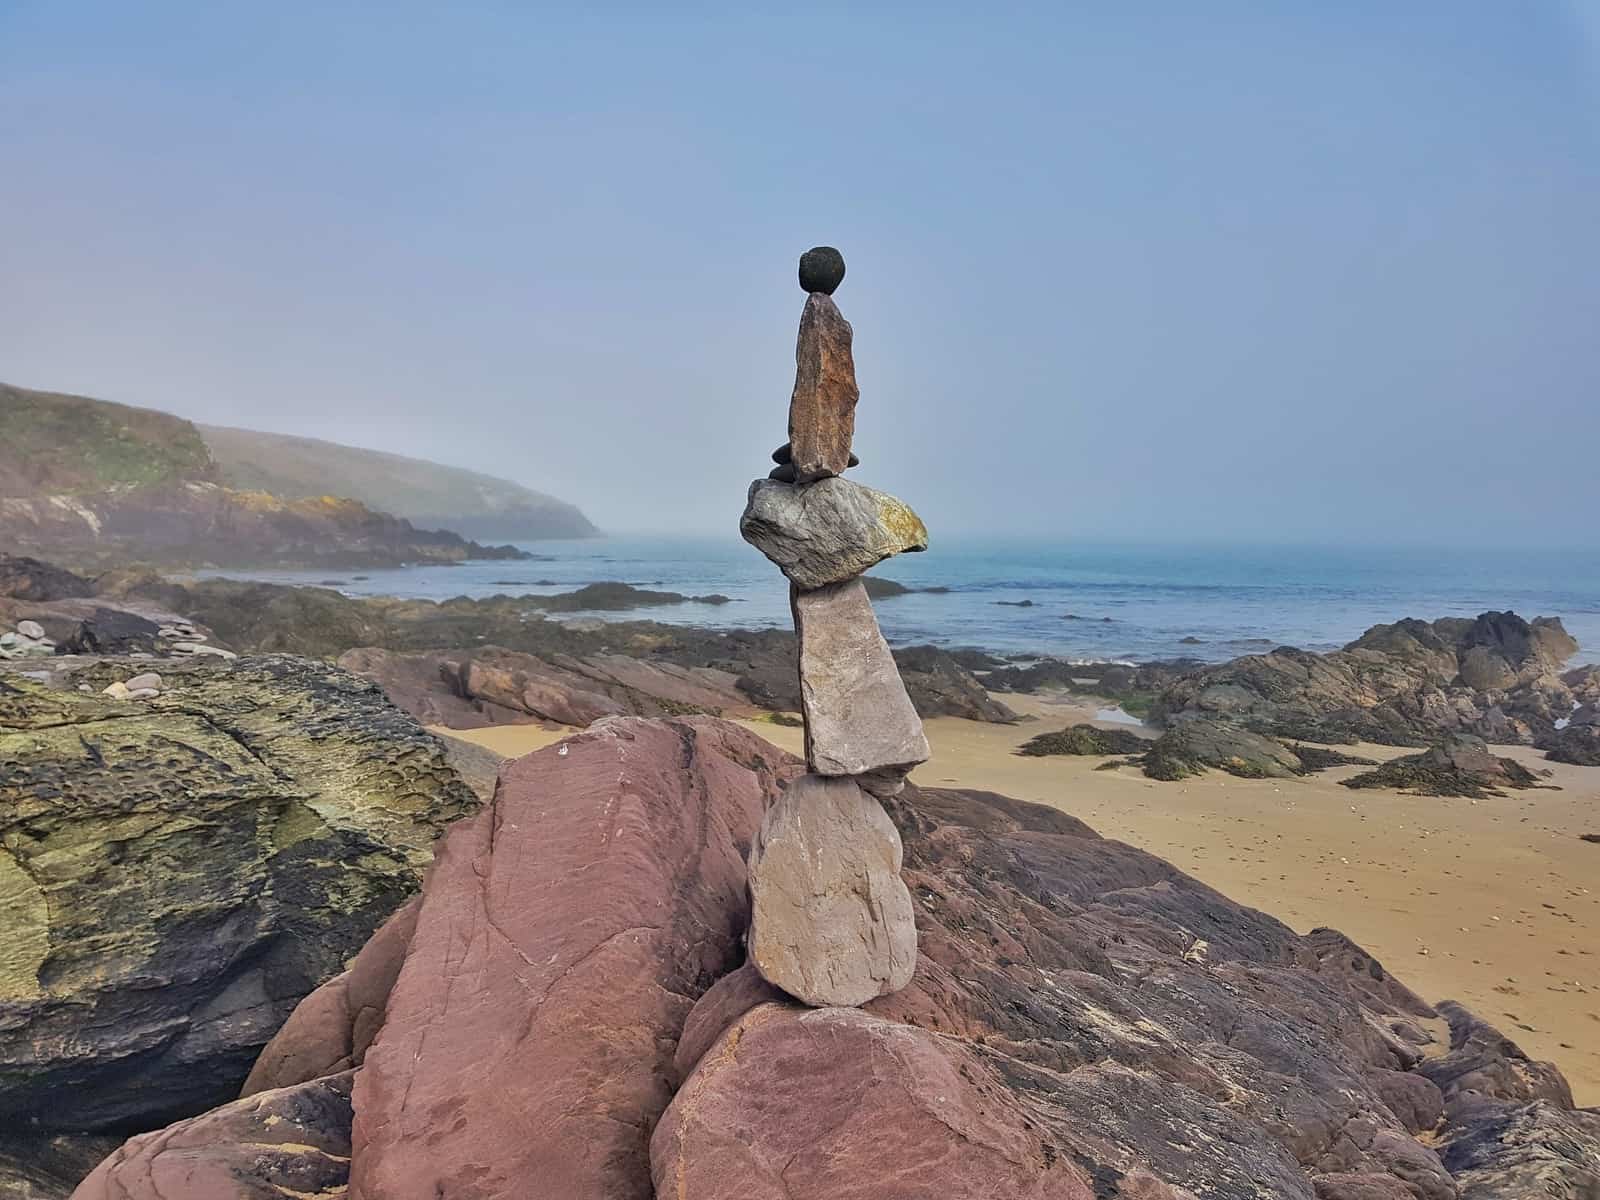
[
  {"left": 740, "top": 477, "right": 927, "bottom": 590},
  {"left": 792, "top": 578, "right": 930, "bottom": 778},
  {"left": 746, "top": 773, "right": 916, "bottom": 1006}
]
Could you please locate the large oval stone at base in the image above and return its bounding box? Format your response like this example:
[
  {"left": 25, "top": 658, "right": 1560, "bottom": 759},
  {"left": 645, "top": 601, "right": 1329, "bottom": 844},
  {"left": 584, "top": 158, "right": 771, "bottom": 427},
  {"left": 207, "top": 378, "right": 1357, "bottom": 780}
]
[{"left": 746, "top": 774, "right": 917, "bottom": 1007}]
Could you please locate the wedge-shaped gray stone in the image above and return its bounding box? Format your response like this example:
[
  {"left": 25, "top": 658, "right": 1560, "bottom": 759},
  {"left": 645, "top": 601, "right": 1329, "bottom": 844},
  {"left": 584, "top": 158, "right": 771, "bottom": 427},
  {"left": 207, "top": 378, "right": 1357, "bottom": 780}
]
[
  {"left": 793, "top": 578, "right": 930, "bottom": 778},
  {"left": 746, "top": 773, "right": 917, "bottom": 1006},
  {"left": 740, "top": 477, "right": 927, "bottom": 590}
]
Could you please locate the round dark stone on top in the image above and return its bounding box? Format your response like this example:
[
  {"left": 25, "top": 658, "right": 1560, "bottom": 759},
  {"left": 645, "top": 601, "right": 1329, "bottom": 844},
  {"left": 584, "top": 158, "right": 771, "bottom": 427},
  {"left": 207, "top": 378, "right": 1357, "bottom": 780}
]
[{"left": 798, "top": 246, "right": 846, "bottom": 295}]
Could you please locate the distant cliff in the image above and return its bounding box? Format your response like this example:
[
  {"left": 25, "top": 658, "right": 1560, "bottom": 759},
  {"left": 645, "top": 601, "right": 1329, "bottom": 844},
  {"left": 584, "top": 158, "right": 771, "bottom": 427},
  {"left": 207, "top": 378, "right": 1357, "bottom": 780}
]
[
  {"left": 200, "top": 425, "right": 598, "bottom": 541},
  {"left": 0, "top": 382, "right": 530, "bottom": 567}
]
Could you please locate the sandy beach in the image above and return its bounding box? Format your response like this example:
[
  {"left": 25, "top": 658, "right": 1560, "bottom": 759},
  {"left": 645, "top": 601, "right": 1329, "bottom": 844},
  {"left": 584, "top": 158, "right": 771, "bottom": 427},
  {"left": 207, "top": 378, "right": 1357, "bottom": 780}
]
[{"left": 437, "top": 693, "right": 1600, "bottom": 1105}]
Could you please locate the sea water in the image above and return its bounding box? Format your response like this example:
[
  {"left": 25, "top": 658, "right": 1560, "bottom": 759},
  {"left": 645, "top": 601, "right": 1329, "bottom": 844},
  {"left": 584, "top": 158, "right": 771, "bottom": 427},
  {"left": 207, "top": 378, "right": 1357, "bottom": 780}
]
[{"left": 209, "top": 536, "right": 1600, "bottom": 666}]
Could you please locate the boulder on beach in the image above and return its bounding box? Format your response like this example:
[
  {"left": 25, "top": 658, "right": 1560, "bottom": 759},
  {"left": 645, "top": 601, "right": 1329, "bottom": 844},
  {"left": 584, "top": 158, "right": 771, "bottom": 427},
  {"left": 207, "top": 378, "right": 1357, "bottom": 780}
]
[
  {"left": 70, "top": 1073, "right": 355, "bottom": 1200},
  {"left": 348, "top": 717, "right": 795, "bottom": 1200},
  {"left": 1141, "top": 716, "right": 1306, "bottom": 780},
  {"left": 1341, "top": 733, "right": 1545, "bottom": 798}
]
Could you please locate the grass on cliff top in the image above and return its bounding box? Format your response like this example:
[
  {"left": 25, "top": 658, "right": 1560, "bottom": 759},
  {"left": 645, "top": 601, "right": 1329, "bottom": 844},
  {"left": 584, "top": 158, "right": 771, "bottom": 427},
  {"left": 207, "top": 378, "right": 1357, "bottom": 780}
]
[{"left": 1, "top": 383, "right": 214, "bottom": 494}]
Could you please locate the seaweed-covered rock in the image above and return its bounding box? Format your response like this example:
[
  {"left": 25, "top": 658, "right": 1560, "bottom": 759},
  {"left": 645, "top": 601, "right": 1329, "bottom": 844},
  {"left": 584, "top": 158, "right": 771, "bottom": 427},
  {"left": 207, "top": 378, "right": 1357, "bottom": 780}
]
[
  {"left": 1141, "top": 718, "right": 1304, "bottom": 780},
  {"left": 1342, "top": 735, "right": 1545, "bottom": 798},
  {"left": 1018, "top": 723, "right": 1151, "bottom": 757},
  {"left": 0, "top": 656, "right": 476, "bottom": 1132},
  {"left": 1287, "top": 743, "right": 1381, "bottom": 772}
]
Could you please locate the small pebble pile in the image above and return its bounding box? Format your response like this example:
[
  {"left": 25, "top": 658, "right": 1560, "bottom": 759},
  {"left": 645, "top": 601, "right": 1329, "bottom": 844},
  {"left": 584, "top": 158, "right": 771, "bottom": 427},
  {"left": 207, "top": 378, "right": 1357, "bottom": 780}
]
[
  {"left": 102, "top": 672, "right": 163, "bottom": 700},
  {"left": 160, "top": 621, "right": 236, "bottom": 659},
  {"left": 0, "top": 619, "right": 54, "bottom": 659},
  {"left": 738, "top": 247, "right": 929, "bottom": 1007}
]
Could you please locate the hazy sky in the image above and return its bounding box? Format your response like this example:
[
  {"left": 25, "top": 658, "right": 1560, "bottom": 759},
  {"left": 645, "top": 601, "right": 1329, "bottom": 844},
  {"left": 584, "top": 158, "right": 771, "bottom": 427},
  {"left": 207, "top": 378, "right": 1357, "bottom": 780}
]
[{"left": 3, "top": 3, "right": 1597, "bottom": 544}]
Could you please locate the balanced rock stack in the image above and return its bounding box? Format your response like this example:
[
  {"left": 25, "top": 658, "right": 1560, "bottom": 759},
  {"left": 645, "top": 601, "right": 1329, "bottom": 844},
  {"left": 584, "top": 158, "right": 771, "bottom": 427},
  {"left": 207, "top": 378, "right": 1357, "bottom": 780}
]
[{"left": 739, "top": 246, "right": 929, "bottom": 1008}]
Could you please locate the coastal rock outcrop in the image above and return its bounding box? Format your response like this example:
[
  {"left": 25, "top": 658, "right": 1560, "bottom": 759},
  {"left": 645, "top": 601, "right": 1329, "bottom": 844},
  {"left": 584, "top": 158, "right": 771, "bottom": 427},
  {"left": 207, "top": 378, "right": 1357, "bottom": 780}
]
[
  {"left": 1151, "top": 611, "right": 1584, "bottom": 749},
  {"left": 1142, "top": 716, "right": 1308, "bottom": 779},
  {"left": 892, "top": 643, "right": 1019, "bottom": 722},
  {"left": 348, "top": 717, "right": 796, "bottom": 1200},
  {"left": 0, "top": 555, "right": 93, "bottom": 602},
  {"left": 240, "top": 898, "right": 420, "bottom": 1096},
  {"left": 0, "top": 381, "right": 530, "bottom": 568},
  {"left": 0, "top": 656, "right": 475, "bottom": 1132},
  {"left": 337, "top": 644, "right": 759, "bottom": 729},
  {"left": 70, "top": 1073, "right": 355, "bottom": 1200},
  {"left": 66, "top": 569, "right": 1019, "bottom": 724},
  {"left": 60, "top": 714, "right": 1598, "bottom": 1199},
  {"left": 651, "top": 1004, "right": 1100, "bottom": 1199},
  {"left": 740, "top": 476, "right": 927, "bottom": 589},
  {"left": 2, "top": 478, "right": 528, "bottom": 569},
  {"left": 1539, "top": 703, "right": 1600, "bottom": 766}
]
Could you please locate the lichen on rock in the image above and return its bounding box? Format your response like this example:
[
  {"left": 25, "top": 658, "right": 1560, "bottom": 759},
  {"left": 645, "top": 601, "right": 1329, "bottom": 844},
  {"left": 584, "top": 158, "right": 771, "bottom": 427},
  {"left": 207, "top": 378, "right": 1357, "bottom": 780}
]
[{"left": 0, "top": 655, "right": 477, "bottom": 1132}]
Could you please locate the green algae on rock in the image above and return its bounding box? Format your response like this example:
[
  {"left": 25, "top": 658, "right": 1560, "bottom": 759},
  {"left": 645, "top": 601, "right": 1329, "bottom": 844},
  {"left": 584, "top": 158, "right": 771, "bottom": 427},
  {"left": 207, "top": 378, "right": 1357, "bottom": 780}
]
[
  {"left": 1018, "top": 723, "right": 1150, "bottom": 757},
  {"left": 0, "top": 656, "right": 477, "bottom": 1132}
]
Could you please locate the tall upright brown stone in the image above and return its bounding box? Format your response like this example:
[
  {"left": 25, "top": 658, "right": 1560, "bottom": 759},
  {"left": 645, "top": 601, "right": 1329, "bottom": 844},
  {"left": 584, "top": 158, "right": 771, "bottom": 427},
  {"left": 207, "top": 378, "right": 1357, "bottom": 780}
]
[{"left": 786, "top": 293, "right": 859, "bottom": 483}]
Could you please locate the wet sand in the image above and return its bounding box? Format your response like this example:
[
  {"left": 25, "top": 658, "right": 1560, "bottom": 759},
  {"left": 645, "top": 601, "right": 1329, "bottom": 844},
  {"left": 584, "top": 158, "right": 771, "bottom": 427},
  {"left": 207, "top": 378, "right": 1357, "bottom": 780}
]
[{"left": 436, "top": 693, "right": 1600, "bottom": 1104}]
